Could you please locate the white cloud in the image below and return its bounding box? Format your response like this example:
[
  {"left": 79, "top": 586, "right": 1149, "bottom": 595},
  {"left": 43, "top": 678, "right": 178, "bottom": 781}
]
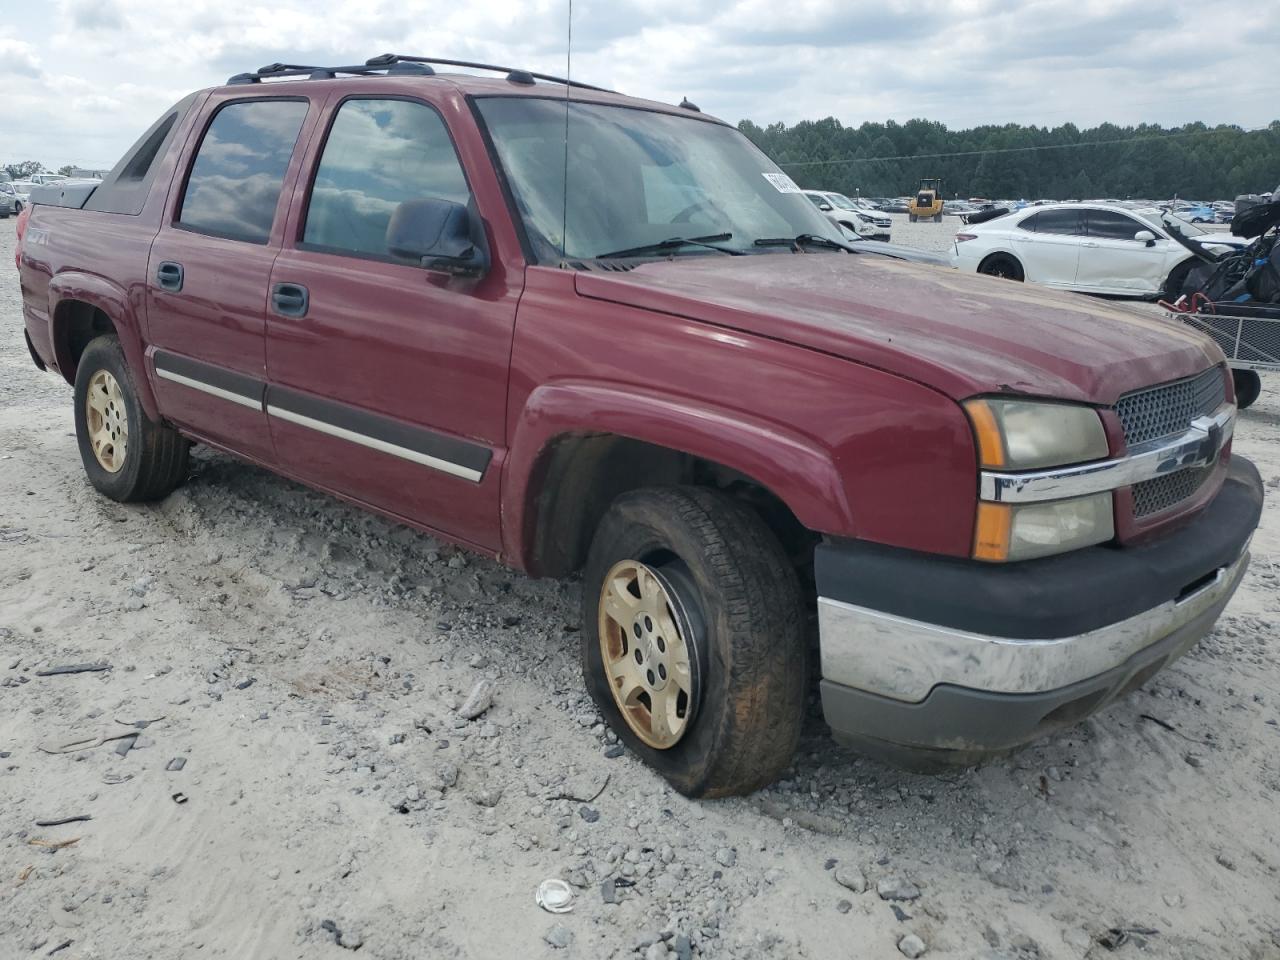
[{"left": 0, "top": 0, "right": 1274, "bottom": 169}]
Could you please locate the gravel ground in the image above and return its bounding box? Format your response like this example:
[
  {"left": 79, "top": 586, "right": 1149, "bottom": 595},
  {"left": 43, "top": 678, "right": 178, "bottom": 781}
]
[{"left": 2, "top": 217, "right": 1279, "bottom": 960}]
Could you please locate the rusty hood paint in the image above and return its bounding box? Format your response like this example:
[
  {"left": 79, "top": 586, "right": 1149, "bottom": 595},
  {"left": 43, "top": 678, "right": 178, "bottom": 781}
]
[{"left": 574, "top": 253, "right": 1221, "bottom": 404}]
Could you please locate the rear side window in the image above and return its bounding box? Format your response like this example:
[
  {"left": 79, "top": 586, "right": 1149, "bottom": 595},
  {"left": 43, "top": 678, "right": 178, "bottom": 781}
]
[
  {"left": 303, "top": 98, "right": 471, "bottom": 260},
  {"left": 178, "top": 99, "right": 309, "bottom": 243},
  {"left": 1019, "top": 209, "right": 1083, "bottom": 235},
  {"left": 1087, "top": 210, "right": 1144, "bottom": 241}
]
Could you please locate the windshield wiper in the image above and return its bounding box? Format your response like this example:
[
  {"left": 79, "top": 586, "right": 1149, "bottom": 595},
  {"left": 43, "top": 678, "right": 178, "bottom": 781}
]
[
  {"left": 753, "top": 234, "right": 851, "bottom": 252},
  {"left": 595, "top": 233, "right": 740, "bottom": 259}
]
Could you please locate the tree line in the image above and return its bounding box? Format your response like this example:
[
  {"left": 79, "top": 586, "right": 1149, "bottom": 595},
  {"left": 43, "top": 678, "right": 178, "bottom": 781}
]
[
  {"left": 3, "top": 161, "right": 77, "bottom": 180},
  {"left": 738, "top": 118, "right": 1280, "bottom": 201}
]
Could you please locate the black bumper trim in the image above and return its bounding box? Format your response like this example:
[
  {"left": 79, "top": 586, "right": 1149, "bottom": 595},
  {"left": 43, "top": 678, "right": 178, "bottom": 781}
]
[{"left": 815, "top": 456, "right": 1262, "bottom": 640}]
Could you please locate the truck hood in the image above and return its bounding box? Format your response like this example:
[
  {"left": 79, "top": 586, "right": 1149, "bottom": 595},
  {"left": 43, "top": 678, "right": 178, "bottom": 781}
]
[{"left": 574, "top": 253, "right": 1220, "bottom": 405}]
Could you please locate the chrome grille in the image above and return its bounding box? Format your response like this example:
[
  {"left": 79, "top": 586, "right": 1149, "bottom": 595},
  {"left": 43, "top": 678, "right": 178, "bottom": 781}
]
[
  {"left": 1115, "top": 367, "right": 1225, "bottom": 447},
  {"left": 1132, "top": 465, "right": 1215, "bottom": 518}
]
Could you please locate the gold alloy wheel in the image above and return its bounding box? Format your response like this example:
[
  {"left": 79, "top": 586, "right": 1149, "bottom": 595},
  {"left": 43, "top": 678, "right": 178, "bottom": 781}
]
[
  {"left": 85, "top": 369, "right": 128, "bottom": 473},
  {"left": 598, "top": 559, "right": 696, "bottom": 749}
]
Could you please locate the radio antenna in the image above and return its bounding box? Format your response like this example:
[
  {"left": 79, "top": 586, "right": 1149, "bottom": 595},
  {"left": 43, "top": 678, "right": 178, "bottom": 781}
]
[{"left": 559, "top": 0, "right": 573, "bottom": 261}]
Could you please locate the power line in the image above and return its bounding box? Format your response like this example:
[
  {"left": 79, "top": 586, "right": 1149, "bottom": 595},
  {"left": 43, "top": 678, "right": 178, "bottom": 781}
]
[{"left": 775, "top": 123, "right": 1274, "bottom": 168}]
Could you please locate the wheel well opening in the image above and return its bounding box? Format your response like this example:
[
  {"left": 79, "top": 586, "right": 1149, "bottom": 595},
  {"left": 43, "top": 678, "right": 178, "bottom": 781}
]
[
  {"left": 53, "top": 301, "right": 116, "bottom": 383},
  {"left": 527, "top": 434, "right": 816, "bottom": 580}
]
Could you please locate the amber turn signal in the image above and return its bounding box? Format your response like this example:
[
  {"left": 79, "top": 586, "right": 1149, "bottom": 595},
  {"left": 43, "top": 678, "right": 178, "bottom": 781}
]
[
  {"left": 964, "top": 399, "right": 1006, "bottom": 469},
  {"left": 973, "top": 502, "right": 1012, "bottom": 562}
]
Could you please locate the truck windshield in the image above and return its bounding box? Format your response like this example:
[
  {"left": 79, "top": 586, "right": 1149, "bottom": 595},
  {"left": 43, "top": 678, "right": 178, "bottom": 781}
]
[{"left": 476, "top": 97, "right": 843, "bottom": 260}]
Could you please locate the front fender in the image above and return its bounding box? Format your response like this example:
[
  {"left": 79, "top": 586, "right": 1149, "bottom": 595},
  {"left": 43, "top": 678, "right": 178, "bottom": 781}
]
[
  {"left": 47, "top": 271, "right": 159, "bottom": 420},
  {"left": 502, "top": 380, "right": 853, "bottom": 571}
]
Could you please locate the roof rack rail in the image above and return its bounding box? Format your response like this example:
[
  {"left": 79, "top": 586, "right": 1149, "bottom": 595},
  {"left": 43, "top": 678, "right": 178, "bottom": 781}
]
[
  {"left": 362, "top": 54, "right": 611, "bottom": 91},
  {"left": 224, "top": 53, "right": 611, "bottom": 92}
]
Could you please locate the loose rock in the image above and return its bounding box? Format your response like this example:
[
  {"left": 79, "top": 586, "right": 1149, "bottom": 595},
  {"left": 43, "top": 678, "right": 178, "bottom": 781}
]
[
  {"left": 544, "top": 924, "right": 573, "bottom": 949},
  {"left": 878, "top": 878, "right": 921, "bottom": 901},
  {"left": 835, "top": 863, "right": 868, "bottom": 894},
  {"left": 459, "top": 679, "right": 496, "bottom": 720},
  {"left": 898, "top": 933, "right": 927, "bottom": 958}
]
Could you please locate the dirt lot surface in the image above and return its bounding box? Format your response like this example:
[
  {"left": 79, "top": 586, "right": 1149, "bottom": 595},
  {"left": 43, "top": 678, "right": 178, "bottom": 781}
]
[{"left": 2, "top": 218, "right": 1278, "bottom": 960}]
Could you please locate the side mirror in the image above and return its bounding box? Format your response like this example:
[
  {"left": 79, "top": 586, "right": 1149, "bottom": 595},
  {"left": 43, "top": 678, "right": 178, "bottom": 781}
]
[
  {"left": 1134, "top": 229, "right": 1157, "bottom": 246},
  {"left": 386, "top": 198, "right": 489, "bottom": 276},
  {"left": 818, "top": 203, "right": 833, "bottom": 211}
]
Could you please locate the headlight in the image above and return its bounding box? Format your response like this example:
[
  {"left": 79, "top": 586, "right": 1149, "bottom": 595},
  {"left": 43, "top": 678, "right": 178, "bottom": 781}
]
[
  {"left": 966, "top": 398, "right": 1114, "bottom": 562},
  {"left": 974, "top": 493, "right": 1114, "bottom": 562},
  {"left": 965, "top": 398, "right": 1108, "bottom": 470}
]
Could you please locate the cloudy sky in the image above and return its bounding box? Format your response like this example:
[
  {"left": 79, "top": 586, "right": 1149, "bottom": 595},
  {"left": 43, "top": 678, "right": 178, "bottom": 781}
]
[{"left": 1, "top": 0, "right": 1276, "bottom": 170}]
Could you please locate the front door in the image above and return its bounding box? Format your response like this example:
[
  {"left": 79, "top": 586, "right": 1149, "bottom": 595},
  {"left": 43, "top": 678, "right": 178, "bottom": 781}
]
[
  {"left": 265, "top": 94, "right": 520, "bottom": 552},
  {"left": 1075, "top": 209, "right": 1163, "bottom": 294},
  {"left": 146, "top": 96, "right": 313, "bottom": 464}
]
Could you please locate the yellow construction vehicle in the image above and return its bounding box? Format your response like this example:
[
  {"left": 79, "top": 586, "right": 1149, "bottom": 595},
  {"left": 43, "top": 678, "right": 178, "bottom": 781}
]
[{"left": 907, "top": 178, "right": 945, "bottom": 222}]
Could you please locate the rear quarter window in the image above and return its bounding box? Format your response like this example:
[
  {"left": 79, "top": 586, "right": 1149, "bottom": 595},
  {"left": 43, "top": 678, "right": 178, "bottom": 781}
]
[{"left": 84, "top": 92, "right": 199, "bottom": 216}]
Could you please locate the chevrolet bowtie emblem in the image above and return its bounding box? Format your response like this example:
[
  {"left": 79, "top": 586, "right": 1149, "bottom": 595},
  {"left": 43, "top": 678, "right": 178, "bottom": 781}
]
[{"left": 1189, "top": 415, "right": 1224, "bottom": 467}]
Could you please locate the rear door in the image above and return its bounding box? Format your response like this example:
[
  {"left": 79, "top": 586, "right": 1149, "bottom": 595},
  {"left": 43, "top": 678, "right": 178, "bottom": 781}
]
[
  {"left": 1008, "top": 209, "right": 1084, "bottom": 286},
  {"left": 1075, "top": 209, "right": 1164, "bottom": 294},
  {"left": 264, "top": 91, "right": 521, "bottom": 551},
  {"left": 145, "top": 95, "right": 314, "bottom": 463}
]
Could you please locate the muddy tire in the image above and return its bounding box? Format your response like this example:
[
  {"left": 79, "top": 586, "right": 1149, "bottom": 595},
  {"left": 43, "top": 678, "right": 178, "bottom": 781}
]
[
  {"left": 1233, "top": 369, "right": 1262, "bottom": 410},
  {"left": 74, "top": 335, "right": 189, "bottom": 502},
  {"left": 581, "top": 487, "right": 806, "bottom": 797}
]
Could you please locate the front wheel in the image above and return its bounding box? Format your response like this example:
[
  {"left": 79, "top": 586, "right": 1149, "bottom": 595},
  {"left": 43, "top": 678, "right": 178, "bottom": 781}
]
[
  {"left": 1164, "top": 259, "right": 1195, "bottom": 300},
  {"left": 1233, "top": 369, "right": 1262, "bottom": 410},
  {"left": 581, "top": 487, "right": 807, "bottom": 797},
  {"left": 932, "top": 213, "right": 943, "bottom": 222},
  {"left": 74, "top": 335, "right": 190, "bottom": 502}
]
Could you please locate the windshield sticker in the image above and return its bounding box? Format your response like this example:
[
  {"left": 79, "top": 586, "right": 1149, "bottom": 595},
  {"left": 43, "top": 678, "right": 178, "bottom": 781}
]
[{"left": 762, "top": 172, "right": 802, "bottom": 194}]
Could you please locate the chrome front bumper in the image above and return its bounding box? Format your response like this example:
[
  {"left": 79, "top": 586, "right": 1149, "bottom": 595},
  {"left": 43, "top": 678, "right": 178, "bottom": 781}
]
[{"left": 818, "top": 546, "right": 1249, "bottom": 704}]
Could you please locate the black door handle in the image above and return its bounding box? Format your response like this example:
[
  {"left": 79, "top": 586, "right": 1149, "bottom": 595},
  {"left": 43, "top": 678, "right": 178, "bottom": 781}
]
[
  {"left": 156, "top": 261, "right": 184, "bottom": 292},
  {"left": 271, "top": 283, "right": 309, "bottom": 318}
]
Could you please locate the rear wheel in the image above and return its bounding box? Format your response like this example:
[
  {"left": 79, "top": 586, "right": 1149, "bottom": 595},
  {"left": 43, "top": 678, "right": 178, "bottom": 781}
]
[
  {"left": 909, "top": 214, "right": 918, "bottom": 222},
  {"left": 581, "top": 487, "right": 807, "bottom": 797},
  {"left": 932, "top": 213, "right": 943, "bottom": 222},
  {"left": 978, "top": 253, "right": 1025, "bottom": 282},
  {"left": 74, "top": 335, "right": 190, "bottom": 502},
  {"left": 1233, "top": 369, "right": 1262, "bottom": 410}
]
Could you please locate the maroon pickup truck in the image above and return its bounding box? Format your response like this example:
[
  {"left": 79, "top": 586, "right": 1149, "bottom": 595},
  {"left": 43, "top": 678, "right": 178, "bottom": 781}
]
[{"left": 16, "top": 56, "right": 1263, "bottom": 796}]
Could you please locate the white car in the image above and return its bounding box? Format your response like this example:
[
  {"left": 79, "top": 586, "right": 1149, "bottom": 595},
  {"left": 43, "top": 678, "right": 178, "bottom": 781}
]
[
  {"left": 951, "top": 203, "right": 1252, "bottom": 298},
  {"left": 803, "top": 190, "right": 892, "bottom": 242},
  {"left": 9, "top": 180, "right": 35, "bottom": 213}
]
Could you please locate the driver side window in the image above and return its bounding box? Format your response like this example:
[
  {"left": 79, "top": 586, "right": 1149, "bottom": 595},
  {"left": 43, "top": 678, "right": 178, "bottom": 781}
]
[
  {"left": 1087, "top": 210, "right": 1144, "bottom": 241},
  {"left": 303, "top": 98, "right": 471, "bottom": 260}
]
